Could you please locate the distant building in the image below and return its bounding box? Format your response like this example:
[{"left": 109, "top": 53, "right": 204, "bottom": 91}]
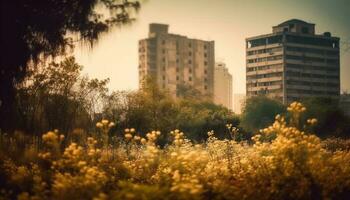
[
  {"left": 233, "top": 94, "right": 246, "bottom": 114},
  {"left": 138, "top": 23, "right": 215, "bottom": 100},
  {"left": 246, "top": 19, "right": 340, "bottom": 104},
  {"left": 214, "top": 62, "right": 232, "bottom": 110}
]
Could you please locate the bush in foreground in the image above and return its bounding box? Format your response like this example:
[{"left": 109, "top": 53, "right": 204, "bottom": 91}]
[{"left": 0, "top": 102, "right": 349, "bottom": 200}]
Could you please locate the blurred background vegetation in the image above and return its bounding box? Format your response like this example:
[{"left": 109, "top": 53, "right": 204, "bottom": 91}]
[
  {"left": 12, "top": 57, "right": 240, "bottom": 145},
  {"left": 9, "top": 56, "right": 350, "bottom": 146}
]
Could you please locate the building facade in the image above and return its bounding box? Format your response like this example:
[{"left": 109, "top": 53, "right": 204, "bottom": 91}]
[
  {"left": 214, "top": 62, "right": 232, "bottom": 110},
  {"left": 233, "top": 94, "right": 246, "bottom": 114},
  {"left": 139, "top": 23, "right": 215, "bottom": 99},
  {"left": 246, "top": 19, "right": 340, "bottom": 104}
]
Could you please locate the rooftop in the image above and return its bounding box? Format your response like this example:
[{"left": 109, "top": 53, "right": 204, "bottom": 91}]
[{"left": 277, "top": 19, "right": 314, "bottom": 27}]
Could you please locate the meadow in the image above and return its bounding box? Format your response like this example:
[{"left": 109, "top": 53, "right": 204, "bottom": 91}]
[{"left": 1, "top": 102, "right": 350, "bottom": 200}]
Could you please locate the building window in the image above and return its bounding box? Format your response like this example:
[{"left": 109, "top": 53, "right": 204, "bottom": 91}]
[
  {"left": 162, "top": 66, "right": 166, "bottom": 71},
  {"left": 204, "top": 85, "right": 207, "bottom": 90},
  {"left": 189, "top": 77, "right": 192, "bottom": 81},
  {"left": 162, "top": 40, "right": 165, "bottom": 45},
  {"left": 176, "top": 76, "right": 179, "bottom": 81},
  {"left": 204, "top": 61, "right": 207, "bottom": 66},
  {"left": 189, "top": 52, "right": 192, "bottom": 56},
  {"left": 176, "top": 67, "right": 179, "bottom": 72},
  {"left": 204, "top": 69, "right": 207, "bottom": 74},
  {"left": 162, "top": 57, "right": 166, "bottom": 62},
  {"left": 189, "top": 68, "right": 192, "bottom": 73},
  {"left": 204, "top": 53, "right": 207, "bottom": 57},
  {"left": 204, "top": 78, "right": 207, "bottom": 82},
  {"left": 162, "top": 49, "right": 165, "bottom": 54},
  {"left": 204, "top": 45, "right": 207, "bottom": 49},
  {"left": 188, "top": 60, "right": 192, "bottom": 64},
  {"left": 162, "top": 76, "right": 165, "bottom": 80},
  {"left": 176, "top": 59, "right": 179, "bottom": 63},
  {"left": 189, "top": 43, "right": 192, "bottom": 48}
]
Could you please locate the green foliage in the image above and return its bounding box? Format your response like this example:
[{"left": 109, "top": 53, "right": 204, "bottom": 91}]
[
  {"left": 240, "top": 96, "right": 286, "bottom": 134},
  {"left": 102, "top": 78, "right": 237, "bottom": 144},
  {"left": 301, "top": 97, "right": 350, "bottom": 138},
  {"left": 176, "top": 84, "right": 211, "bottom": 101},
  {"left": 1, "top": 103, "right": 350, "bottom": 200},
  {"left": 13, "top": 63, "right": 236, "bottom": 145},
  {"left": 15, "top": 57, "right": 109, "bottom": 134},
  {"left": 176, "top": 100, "right": 239, "bottom": 141}
]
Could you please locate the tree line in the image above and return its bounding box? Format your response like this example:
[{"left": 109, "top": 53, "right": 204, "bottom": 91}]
[{"left": 12, "top": 56, "right": 239, "bottom": 144}]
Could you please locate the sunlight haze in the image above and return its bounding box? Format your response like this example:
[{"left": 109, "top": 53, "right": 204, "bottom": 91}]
[{"left": 74, "top": 0, "right": 350, "bottom": 94}]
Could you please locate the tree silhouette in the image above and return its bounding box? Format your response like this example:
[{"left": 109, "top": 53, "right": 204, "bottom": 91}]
[{"left": 0, "top": 0, "right": 140, "bottom": 132}]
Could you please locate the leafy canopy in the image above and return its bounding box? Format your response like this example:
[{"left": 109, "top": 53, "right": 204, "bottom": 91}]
[{"left": 0, "top": 0, "right": 140, "bottom": 132}]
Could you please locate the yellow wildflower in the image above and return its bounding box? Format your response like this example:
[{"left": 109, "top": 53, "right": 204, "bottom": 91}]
[
  {"left": 124, "top": 133, "right": 133, "bottom": 140},
  {"left": 96, "top": 122, "right": 103, "bottom": 128},
  {"left": 101, "top": 119, "right": 109, "bottom": 125}
]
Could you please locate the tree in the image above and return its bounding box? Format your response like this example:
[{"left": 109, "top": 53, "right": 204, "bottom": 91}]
[
  {"left": 100, "top": 77, "right": 238, "bottom": 144},
  {"left": 240, "top": 96, "right": 286, "bottom": 134},
  {"left": 15, "top": 57, "right": 110, "bottom": 134},
  {"left": 301, "top": 97, "right": 350, "bottom": 138},
  {"left": 176, "top": 84, "right": 211, "bottom": 101},
  {"left": 125, "top": 78, "right": 178, "bottom": 137},
  {"left": 0, "top": 0, "right": 141, "bottom": 132},
  {"left": 176, "top": 99, "right": 239, "bottom": 141}
]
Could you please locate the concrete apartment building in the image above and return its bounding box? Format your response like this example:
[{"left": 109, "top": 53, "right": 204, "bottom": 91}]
[
  {"left": 246, "top": 19, "right": 340, "bottom": 104},
  {"left": 139, "top": 23, "right": 215, "bottom": 99},
  {"left": 214, "top": 62, "right": 233, "bottom": 110}
]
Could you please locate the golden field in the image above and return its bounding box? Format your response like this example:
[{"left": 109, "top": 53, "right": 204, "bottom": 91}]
[{"left": 1, "top": 102, "right": 349, "bottom": 200}]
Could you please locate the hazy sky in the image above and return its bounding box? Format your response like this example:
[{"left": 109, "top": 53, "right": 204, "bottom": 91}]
[{"left": 74, "top": 0, "right": 350, "bottom": 94}]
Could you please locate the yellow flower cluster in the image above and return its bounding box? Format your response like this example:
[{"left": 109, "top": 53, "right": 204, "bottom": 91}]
[
  {"left": 123, "top": 128, "right": 158, "bottom": 145},
  {"left": 307, "top": 118, "right": 318, "bottom": 125},
  {"left": 1, "top": 111, "right": 350, "bottom": 200},
  {"left": 124, "top": 128, "right": 134, "bottom": 140},
  {"left": 146, "top": 130, "right": 161, "bottom": 141},
  {"left": 226, "top": 123, "right": 240, "bottom": 140},
  {"left": 170, "top": 170, "right": 203, "bottom": 195},
  {"left": 42, "top": 130, "right": 64, "bottom": 146},
  {"left": 287, "top": 101, "right": 306, "bottom": 113},
  {"left": 207, "top": 130, "right": 215, "bottom": 137},
  {"left": 171, "top": 129, "right": 186, "bottom": 146},
  {"left": 39, "top": 130, "right": 65, "bottom": 159},
  {"left": 96, "top": 119, "right": 115, "bottom": 131}
]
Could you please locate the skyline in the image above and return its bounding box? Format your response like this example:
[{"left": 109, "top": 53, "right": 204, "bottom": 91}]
[{"left": 74, "top": 0, "right": 350, "bottom": 94}]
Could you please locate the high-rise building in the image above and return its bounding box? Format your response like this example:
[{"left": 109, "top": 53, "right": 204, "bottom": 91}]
[
  {"left": 246, "top": 19, "right": 340, "bottom": 104},
  {"left": 139, "top": 23, "right": 215, "bottom": 99},
  {"left": 214, "top": 62, "right": 232, "bottom": 109}
]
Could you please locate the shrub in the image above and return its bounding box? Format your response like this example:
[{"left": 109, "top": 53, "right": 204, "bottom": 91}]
[{"left": 0, "top": 103, "right": 349, "bottom": 199}]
